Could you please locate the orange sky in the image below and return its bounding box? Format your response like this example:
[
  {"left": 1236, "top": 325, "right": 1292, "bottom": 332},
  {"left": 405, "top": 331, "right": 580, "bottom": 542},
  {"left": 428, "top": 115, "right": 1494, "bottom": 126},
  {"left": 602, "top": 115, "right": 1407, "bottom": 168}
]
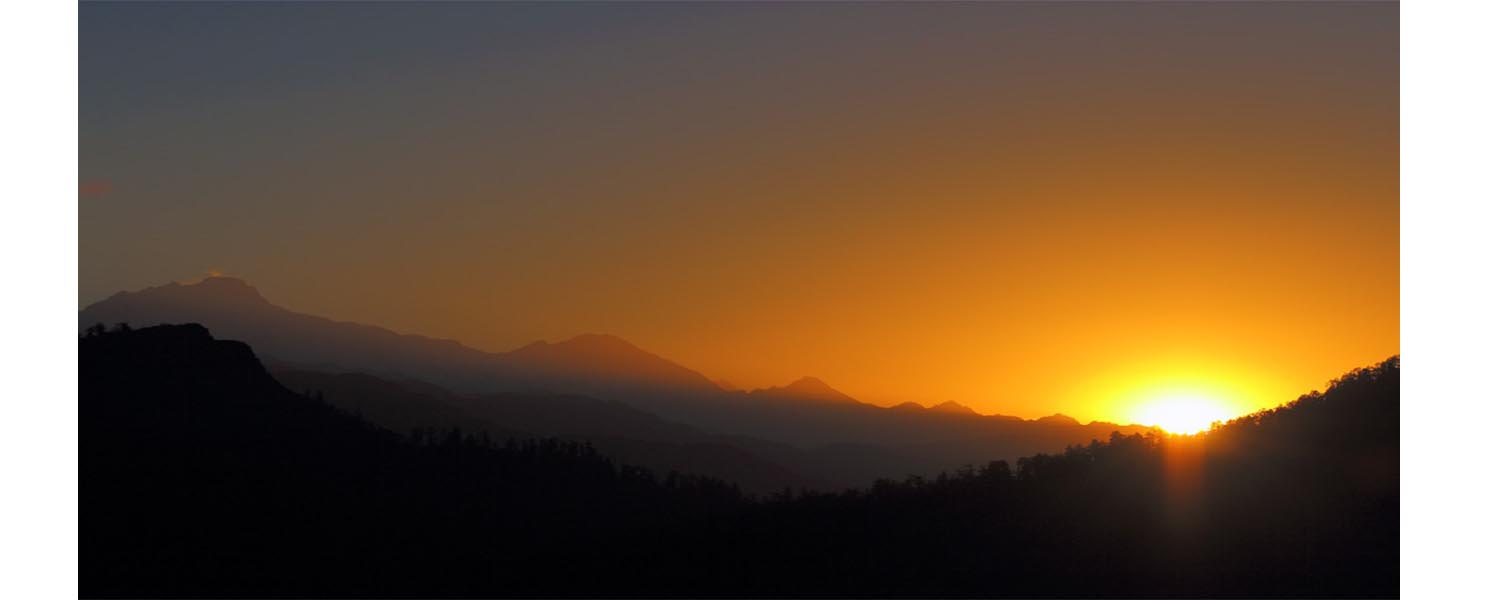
[{"left": 80, "top": 3, "right": 1398, "bottom": 424}]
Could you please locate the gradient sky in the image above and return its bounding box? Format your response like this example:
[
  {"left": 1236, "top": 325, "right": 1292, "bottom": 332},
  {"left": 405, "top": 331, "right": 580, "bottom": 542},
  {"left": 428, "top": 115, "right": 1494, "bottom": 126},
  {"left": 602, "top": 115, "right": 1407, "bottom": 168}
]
[{"left": 80, "top": 2, "right": 1398, "bottom": 424}]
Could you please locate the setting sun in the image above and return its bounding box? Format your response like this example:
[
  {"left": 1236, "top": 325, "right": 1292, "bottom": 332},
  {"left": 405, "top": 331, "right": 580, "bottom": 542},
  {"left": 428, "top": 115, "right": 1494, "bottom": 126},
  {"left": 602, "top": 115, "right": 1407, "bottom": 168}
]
[
  {"left": 67, "top": 1, "right": 1401, "bottom": 596},
  {"left": 1133, "top": 395, "right": 1236, "bottom": 435}
]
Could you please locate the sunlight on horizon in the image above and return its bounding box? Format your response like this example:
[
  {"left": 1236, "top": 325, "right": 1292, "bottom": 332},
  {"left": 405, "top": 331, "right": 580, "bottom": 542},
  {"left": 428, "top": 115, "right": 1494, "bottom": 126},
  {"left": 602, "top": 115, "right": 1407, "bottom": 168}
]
[
  {"left": 1063, "top": 356, "right": 1280, "bottom": 429},
  {"left": 78, "top": 0, "right": 1397, "bottom": 428},
  {"left": 1133, "top": 394, "right": 1237, "bottom": 435}
]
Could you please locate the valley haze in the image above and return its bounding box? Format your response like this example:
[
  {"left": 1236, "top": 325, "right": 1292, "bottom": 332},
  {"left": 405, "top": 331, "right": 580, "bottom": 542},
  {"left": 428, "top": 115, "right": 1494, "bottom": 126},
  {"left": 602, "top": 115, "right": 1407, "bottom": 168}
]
[{"left": 81, "top": 276, "right": 1156, "bottom": 491}]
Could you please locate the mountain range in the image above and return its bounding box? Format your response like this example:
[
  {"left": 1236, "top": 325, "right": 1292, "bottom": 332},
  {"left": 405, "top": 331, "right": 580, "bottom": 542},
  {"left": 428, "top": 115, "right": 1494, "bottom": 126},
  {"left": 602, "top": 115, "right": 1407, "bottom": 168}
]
[
  {"left": 80, "top": 276, "right": 1154, "bottom": 488},
  {"left": 79, "top": 321, "right": 1400, "bottom": 597}
]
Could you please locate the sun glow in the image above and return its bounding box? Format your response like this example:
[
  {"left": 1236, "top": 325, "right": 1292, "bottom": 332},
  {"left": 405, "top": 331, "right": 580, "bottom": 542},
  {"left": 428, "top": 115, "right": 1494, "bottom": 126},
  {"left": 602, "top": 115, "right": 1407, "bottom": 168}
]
[
  {"left": 1133, "top": 395, "right": 1235, "bottom": 435},
  {"left": 1067, "top": 357, "right": 1276, "bottom": 433}
]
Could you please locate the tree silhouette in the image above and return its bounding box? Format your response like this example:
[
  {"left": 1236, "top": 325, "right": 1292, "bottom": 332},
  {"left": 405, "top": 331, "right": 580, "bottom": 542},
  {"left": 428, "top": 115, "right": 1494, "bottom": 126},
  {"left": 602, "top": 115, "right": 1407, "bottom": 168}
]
[{"left": 80, "top": 324, "right": 1398, "bottom": 598}]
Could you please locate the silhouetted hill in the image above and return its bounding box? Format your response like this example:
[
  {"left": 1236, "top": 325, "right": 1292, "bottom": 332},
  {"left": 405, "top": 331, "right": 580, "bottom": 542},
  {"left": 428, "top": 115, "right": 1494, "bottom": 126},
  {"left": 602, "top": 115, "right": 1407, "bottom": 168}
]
[
  {"left": 80, "top": 326, "right": 1398, "bottom": 597},
  {"left": 81, "top": 278, "right": 1156, "bottom": 485},
  {"left": 80, "top": 323, "right": 755, "bottom": 597},
  {"left": 746, "top": 357, "right": 1399, "bottom": 597}
]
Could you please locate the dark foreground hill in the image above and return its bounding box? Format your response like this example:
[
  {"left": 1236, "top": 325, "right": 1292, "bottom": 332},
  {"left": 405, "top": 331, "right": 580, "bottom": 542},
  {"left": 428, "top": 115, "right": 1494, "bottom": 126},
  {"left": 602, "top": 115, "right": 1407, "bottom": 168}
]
[
  {"left": 80, "top": 324, "right": 1397, "bottom": 598},
  {"left": 81, "top": 324, "right": 754, "bottom": 597}
]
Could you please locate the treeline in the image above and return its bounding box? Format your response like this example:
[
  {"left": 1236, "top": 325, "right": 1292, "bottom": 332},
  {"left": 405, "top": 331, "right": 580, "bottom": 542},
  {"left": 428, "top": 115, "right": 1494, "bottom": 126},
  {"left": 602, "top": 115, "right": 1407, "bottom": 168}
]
[{"left": 80, "top": 324, "right": 1397, "bottom": 597}]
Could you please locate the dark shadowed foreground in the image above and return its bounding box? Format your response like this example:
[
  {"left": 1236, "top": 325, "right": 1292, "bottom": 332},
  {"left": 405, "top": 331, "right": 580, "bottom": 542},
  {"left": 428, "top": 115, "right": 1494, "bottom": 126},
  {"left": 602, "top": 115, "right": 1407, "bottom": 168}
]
[{"left": 80, "top": 324, "right": 1397, "bottom": 598}]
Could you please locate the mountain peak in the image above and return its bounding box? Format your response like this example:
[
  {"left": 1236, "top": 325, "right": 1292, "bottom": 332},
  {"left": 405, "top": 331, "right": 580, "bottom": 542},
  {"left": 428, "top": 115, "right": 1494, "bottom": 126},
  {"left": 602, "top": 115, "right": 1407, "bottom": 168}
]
[
  {"left": 929, "top": 400, "right": 978, "bottom": 415},
  {"left": 504, "top": 333, "right": 720, "bottom": 392},
  {"left": 785, "top": 375, "right": 833, "bottom": 392},
  {"left": 1035, "top": 413, "right": 1081, "bottom": 426},
  {"left": 754, "top": 376, "right": 858, "bottom": 404},
  {"left": 80, "top": 277, "right": 275, "bottom": 336},
  {"left": 512, "top": 333, "right": 649, "bottom": 360},
  {"left": 190, "top": 275, "right": 253, "bottom": 288},
  {"left": 168, "top": 276, "right": 270, "bottom": 306},
  {"left": 782, "top": 376, "right": 847, "bottom": 398}
]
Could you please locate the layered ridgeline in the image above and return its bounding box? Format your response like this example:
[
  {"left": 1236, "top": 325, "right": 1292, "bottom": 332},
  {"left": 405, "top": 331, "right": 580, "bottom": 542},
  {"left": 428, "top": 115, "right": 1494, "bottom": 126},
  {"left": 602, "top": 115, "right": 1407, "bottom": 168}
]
[
  {"left": 80, "top": 324, "right": 748, "bottom": 597},
  {"left": 80, "top": 324, "right": 1398, "bottom": 597},
  {"left": 80, "top": 277, "right": 1153, "bottom": 486},
  {"left": 271, "top": 368, "right": 817, "bottom": 494}
]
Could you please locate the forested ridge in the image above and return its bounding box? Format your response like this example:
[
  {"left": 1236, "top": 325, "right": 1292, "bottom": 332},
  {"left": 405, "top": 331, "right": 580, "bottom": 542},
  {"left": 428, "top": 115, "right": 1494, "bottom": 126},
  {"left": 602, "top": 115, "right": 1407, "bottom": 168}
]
[{"left": 81, "top": 324, "right": 1397, "bottom": 598}]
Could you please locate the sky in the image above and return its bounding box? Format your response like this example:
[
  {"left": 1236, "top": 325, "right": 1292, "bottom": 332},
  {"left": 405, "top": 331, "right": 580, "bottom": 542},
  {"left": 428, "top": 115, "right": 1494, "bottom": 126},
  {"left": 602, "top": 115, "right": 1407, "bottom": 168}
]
[{"left": 79, "top": 2, "right": 1398, "bottom": 424}]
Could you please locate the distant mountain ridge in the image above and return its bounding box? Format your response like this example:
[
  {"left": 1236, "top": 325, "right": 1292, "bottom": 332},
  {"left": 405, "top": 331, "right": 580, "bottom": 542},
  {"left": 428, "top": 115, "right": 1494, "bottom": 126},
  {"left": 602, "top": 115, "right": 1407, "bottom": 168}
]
[
  {"left": 79, "top": 322, "right": 1400, "bottom": 597},
  {"left": 272, "top": 368, "right": 818, "bottom": 494},
  {"left": 80, "top": 277, "right": 1153, "bottom": 485}
]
